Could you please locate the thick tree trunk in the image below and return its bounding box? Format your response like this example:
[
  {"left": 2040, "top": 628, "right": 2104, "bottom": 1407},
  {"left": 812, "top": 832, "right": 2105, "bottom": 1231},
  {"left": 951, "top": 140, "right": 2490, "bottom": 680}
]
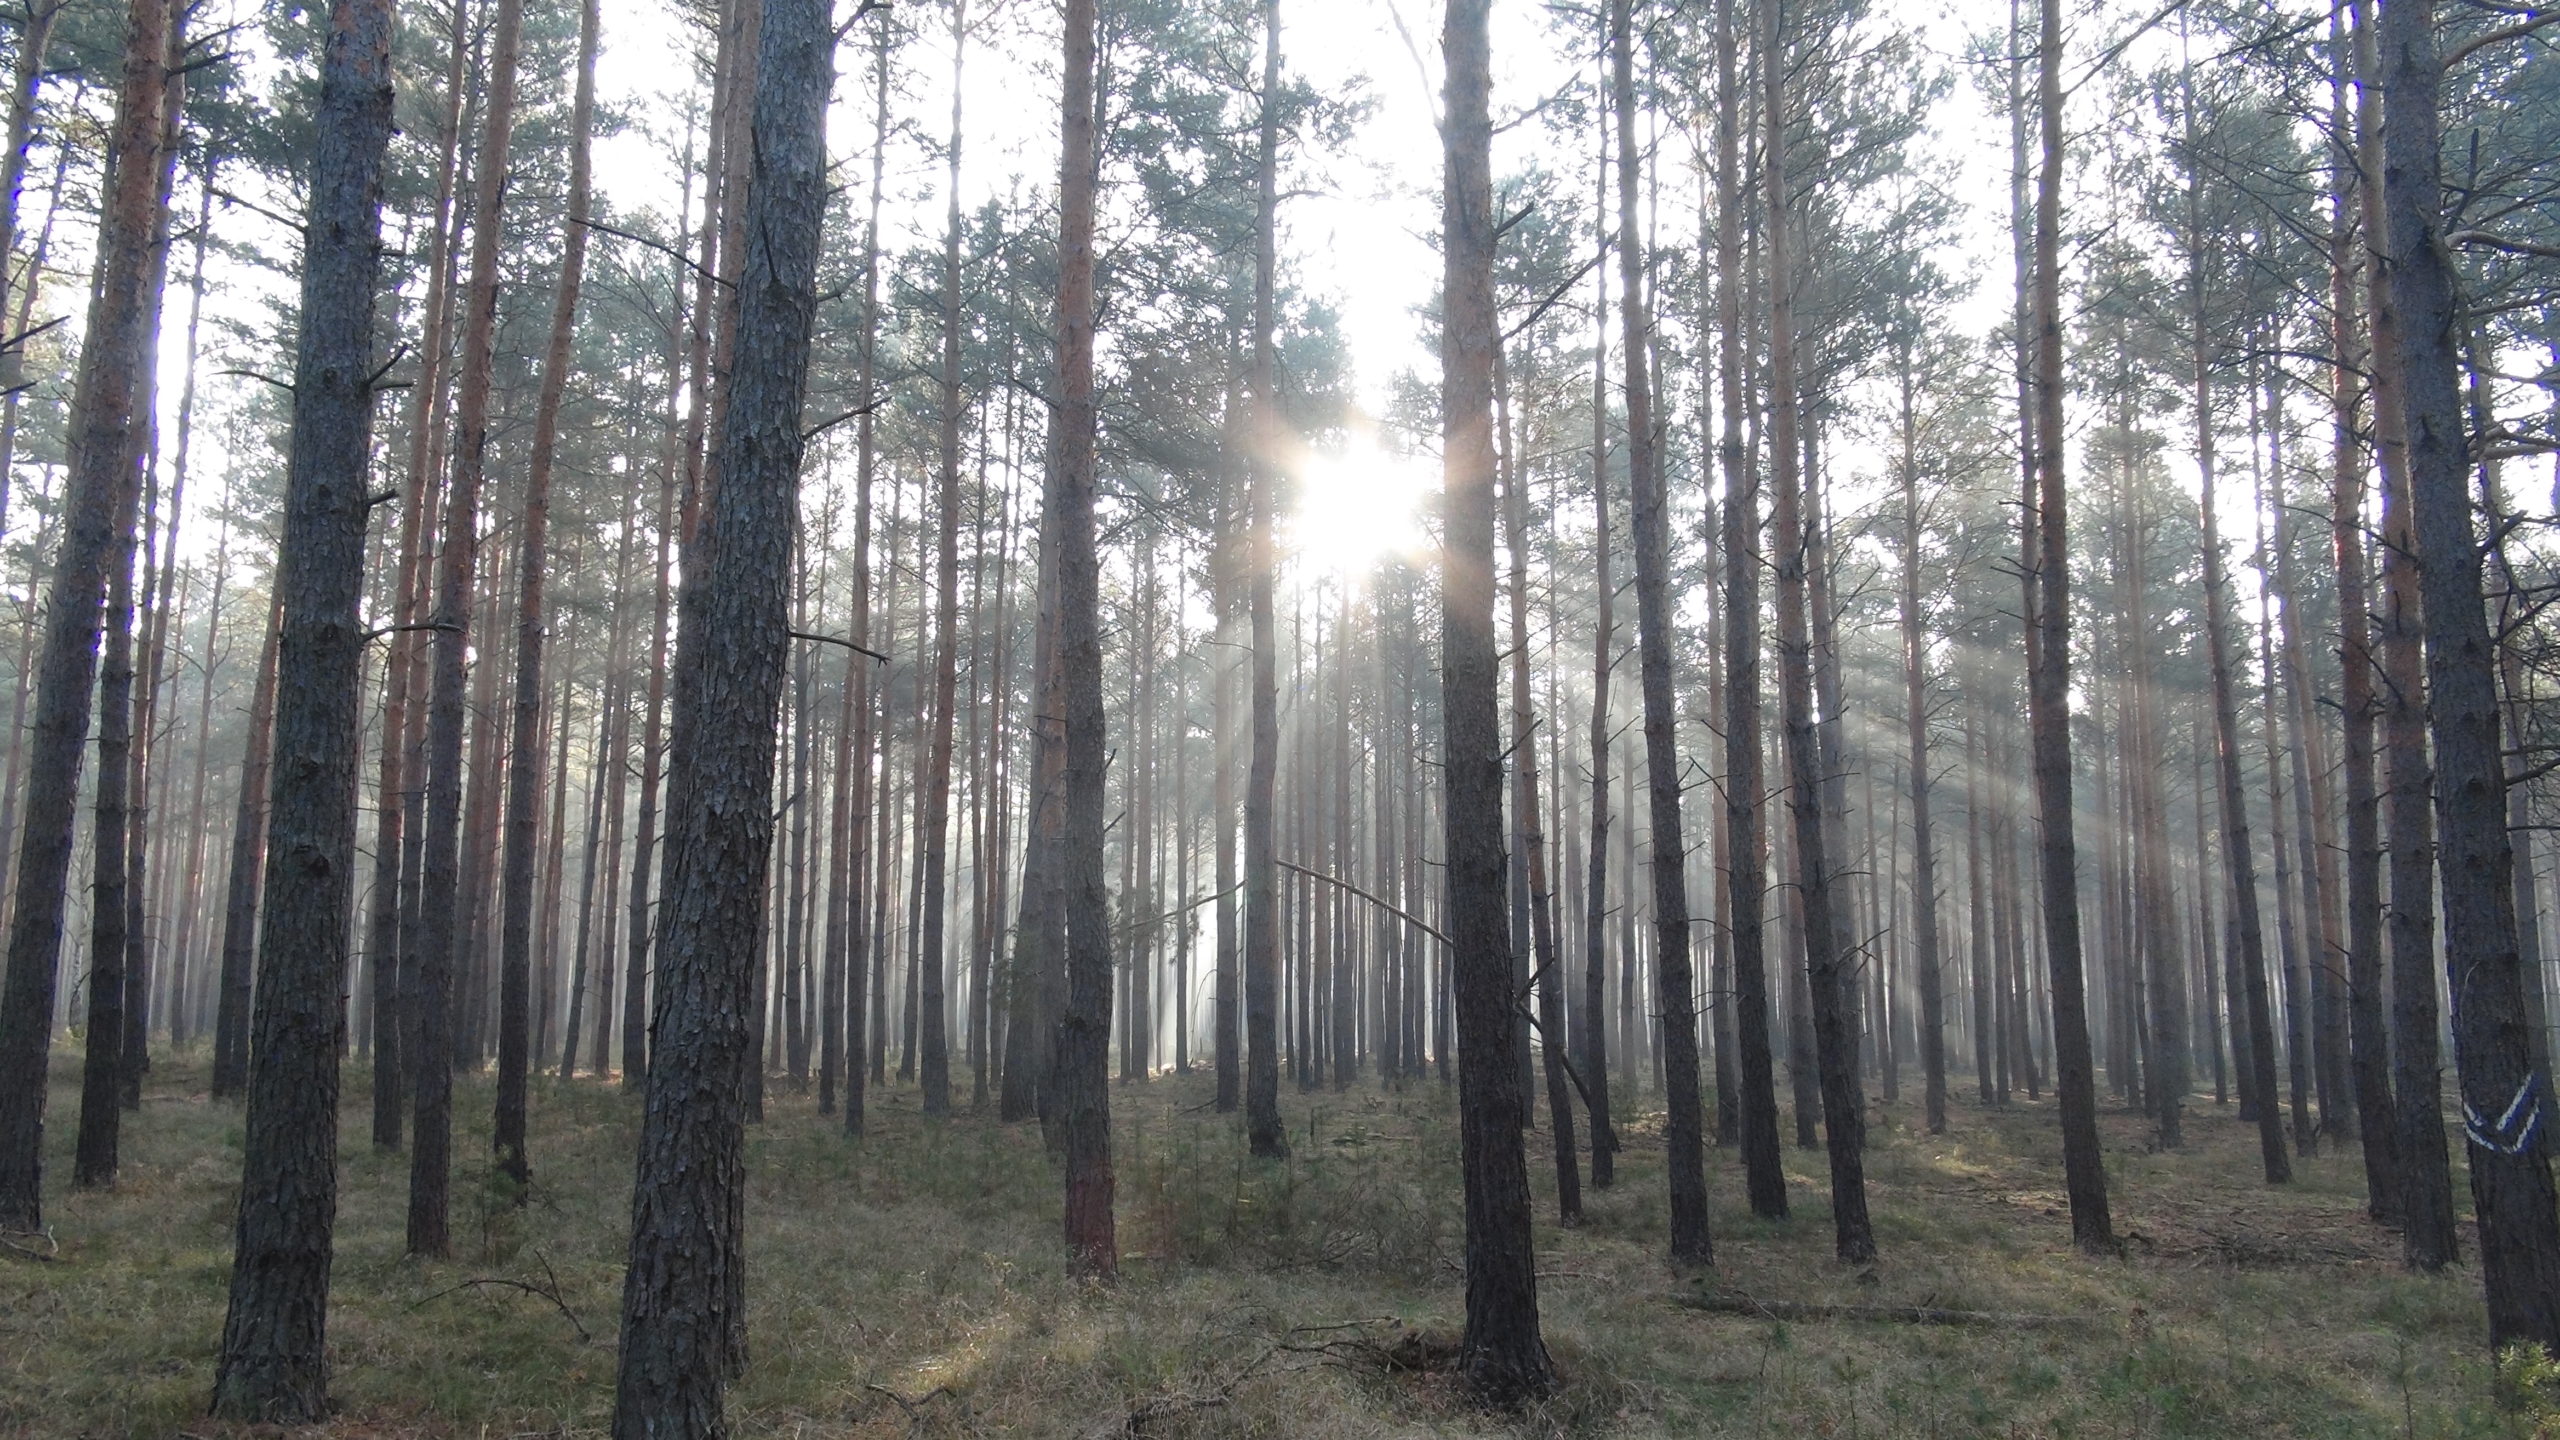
[
  {"left": 609, "top": 0, "right": 837, "bottom": 1430},
  {"left": 0, "top": 0, "right": 176, "bottom": 1230},
  {"left": 1443, "top": 0, "right": 1555, "bottom": 1403},
  {"left": 2356, "top": 0, "right": 2459, "bottom": 1271},
  {"left": 2381, "top": 0, "right": 2560, "bottom": 1352},
  {"left": 209, "top": 0, "right": 398, "bottom": 1415}
]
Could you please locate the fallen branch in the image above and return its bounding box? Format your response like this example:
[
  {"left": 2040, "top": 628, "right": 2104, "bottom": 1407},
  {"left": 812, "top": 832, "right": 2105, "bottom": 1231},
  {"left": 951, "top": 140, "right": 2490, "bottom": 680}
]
[
  {"left": 408, "top": 1253, "right": 590, "bottom": 1342},
  {"left": 1678, "top": 1292, "right": 2088, "bottom": 1329},
  {"left": 0, "top": 1226, "right": 57, "bottom": 1262}
]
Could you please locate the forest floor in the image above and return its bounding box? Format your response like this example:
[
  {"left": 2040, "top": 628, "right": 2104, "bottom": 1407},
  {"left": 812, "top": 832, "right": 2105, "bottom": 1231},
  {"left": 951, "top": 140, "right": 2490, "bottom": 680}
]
[{"left": 0, "top": 1048, "right": 2541, "bottom": 1438}]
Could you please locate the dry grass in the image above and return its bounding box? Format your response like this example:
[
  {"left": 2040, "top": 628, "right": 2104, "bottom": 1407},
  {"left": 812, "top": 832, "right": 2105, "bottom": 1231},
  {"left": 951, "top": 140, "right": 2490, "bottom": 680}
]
[{"left": 0, "top": 1047, "right": 2531, "bottom": 1438}]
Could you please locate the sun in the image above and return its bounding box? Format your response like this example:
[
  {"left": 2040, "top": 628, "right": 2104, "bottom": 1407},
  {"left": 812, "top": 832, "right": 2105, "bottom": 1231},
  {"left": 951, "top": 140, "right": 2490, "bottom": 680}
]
[{"left": 1286, "top": 437, "right": 1434, "bottom": 585}]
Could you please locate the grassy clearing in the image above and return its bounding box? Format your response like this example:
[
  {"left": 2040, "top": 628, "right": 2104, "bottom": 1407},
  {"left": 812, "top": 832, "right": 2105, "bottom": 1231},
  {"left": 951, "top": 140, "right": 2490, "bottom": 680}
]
[{"left": 0, "top": 1048, "right": 2531, "bottom": 1437}]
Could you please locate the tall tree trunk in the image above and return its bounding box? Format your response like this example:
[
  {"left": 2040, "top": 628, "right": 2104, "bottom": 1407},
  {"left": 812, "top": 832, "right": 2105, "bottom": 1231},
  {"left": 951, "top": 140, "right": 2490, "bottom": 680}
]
[
  {"left": 609, "top": 0, "right": 837, "bottom": 1429},
  {"left": 1582, "top": 178, "right": 1618, "bottom": 1185},
  {"left": 2201, "top": 389, "right": 2292, "bottom": 1184},
  {"left": 1048, "top": 0, "right": 1115, "bottom": 1277},
  {"left": 1718, "top": 0, "right": 1784, "bottom": 1219},
  {"left": 1763, "top": 0, "right": 1868, "bottom": 1257},
  {"left": 1896, "top": 353, "right": 1946, "bottom": 1135},
  {"left": 1615, "top": 0, "right": 1710, "bottom": 1266},
  {"left": 495, "top": 0, "right": 597, "bottom": 1193},
  {"left": 369, "top": 0, "right": 470, "bottom": 1146},
  {"left": 2325, "top": 12, "right": 2399, "bottom": 1195},
  {"left": 209, "top": 0, "right": 398, "bottom": 1414},
  {"left": 1241, "top": 0, "right": 1287, "bottom": 1160},
  {"left": 1443, "top": 0, "right": 1555, "bottom": 1403},
  {"left": 916, "top": 1, "right": 967, "bottom": 1118},
  {"left": 411, "top": 0, "right": 526, "bottom": 1257},
  {"left": 2356, "top": 0, "right": 2458, "bottom": 1271},
  {"left": 77, "top": 62, "right": 185, "bottom": 1178},
  {"left": 0, "top": 0, "right": 177, "bottom": 1230},
  {"left": 2026, "top": 0, "right": 2114, "bottom": 1249},
  {"left": 2382, "top": 0, "right": 2560, "bottom": 1352}
]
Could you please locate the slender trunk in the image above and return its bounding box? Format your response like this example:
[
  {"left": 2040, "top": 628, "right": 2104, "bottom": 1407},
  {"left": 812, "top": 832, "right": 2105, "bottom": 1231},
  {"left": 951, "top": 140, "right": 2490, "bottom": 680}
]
[
  {"left": 1896, "top": 352, "right": 1946, "bottom": 1135},
  {"left": 0, "top": 0, "right": 177, "bottom": 1229},
  {"left": 1048, "top": 0, "right": 1115, "bottom": 1277},
  {"left": 2020, "top": 0, "right": 2114, "bottom": 1249},
  {"left": 1762, "top": 0, "right": 1867, "bottom": 1255},
  {"left": 1242, "top": 0, "right": 1287, "bottom": 1159},
  {"left": 1718, "top": 0, "right": 1783, "bottom": 1219},
  {"left": 409, "top": 0, "right": 526, "bottom": 1257},
  {"left": 494, "top": 0, "right": 597, "bottom": 1192},
  {"left": 1615, "top": 0, "right": 1709, "bottom": 1265}
]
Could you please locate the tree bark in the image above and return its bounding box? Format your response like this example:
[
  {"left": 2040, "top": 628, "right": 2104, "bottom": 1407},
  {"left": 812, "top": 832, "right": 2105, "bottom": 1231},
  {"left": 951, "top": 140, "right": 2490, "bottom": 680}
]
[
  {"left": 209, "top": 0, "right": 398, "bottom": 1415},
  {"left": 1763, "top": 0, "right": 1868, "bottom": 1258},
  {"left": 1048, "top": 0, "right": 1115, "bottom": 1278},
  {"left": 495, "top": 0, "right": 598, "bottom": 1192},
  {"left": 1718, "top": 0, "right": 1784, "bottom": 1220},
  {"left": 2026, "top": 0, "right": 2114, "bottom": 1250},
  {"left": 0, "top": 0, "right": 176, "bottom": 1230},
  {"left": 411, "top": 0, "right": 525, "bottom": 1257},
  {"left": 1242, "top": 0, "right": 1287, "bottom": 1160},
  {"left": 2381, "top": 0, "right": 2560, "bottom": 1352},
  {"left": 1443, "top": 0, "right": 1556, "bottom": 1403},
  {"left": 609, "top": 0, "right": 838, "bottom": 1430},
  {"left": 1617, "top": 0, "right": 1710, "bottom": 1266}
]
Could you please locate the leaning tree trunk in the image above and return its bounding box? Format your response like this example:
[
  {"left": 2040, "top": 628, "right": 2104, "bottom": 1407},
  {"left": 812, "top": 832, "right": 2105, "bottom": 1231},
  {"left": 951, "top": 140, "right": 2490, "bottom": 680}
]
[
  {"left": 0, "top": 0, "right": 176, "bottom": 1233},
  {"left": 1615, "top": 0, "right": 1710, "bottom": 1267},
  {"left": 2382, "top": 0, "right": 2560, "bottom": 1353},
  {"left": 609, "top": 0, "right": 839, "bottom": 1432},
  {"left": 1444, "top": 0, "right": 1556, "bottom": 1404},
  {"left": 208, "top": 0, "right": 399, "bottom": 1418},
  {"left": 494, "top": 0, "right": 597, "bottom": 1194}
]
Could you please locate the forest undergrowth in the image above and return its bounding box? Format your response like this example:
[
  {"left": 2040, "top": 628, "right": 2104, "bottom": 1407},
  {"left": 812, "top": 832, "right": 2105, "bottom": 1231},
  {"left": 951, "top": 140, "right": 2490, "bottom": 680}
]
[{"left": 0, "top": 1050, "right": 2534, "bottom": 1438}]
